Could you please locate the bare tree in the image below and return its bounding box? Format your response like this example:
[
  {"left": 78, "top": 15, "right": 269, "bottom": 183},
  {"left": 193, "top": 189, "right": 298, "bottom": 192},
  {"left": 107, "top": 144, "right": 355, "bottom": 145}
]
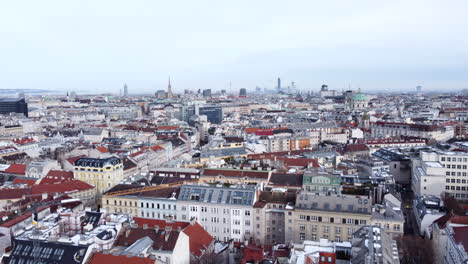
[
  {"left": 398, "top": 235, "right": 434, "bottom": 264},
  {"left": 442, "top": 193, "right": 465, "bottom": 215}
]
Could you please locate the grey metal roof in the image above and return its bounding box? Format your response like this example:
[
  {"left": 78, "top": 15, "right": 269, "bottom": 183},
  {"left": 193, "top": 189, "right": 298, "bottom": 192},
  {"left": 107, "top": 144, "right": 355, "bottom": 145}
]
[
  {"left": 178, "top": 185, "right": 255, "bottom": 206},
  {"left": 74, "top": 157, "right": 121, "bottom": 167}
]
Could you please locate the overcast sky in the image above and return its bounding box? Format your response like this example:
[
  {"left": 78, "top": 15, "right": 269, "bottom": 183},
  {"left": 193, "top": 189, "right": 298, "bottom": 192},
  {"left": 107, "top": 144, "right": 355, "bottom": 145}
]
[{"left": 0, "top": 0, "right": 467, "bottom": 94}]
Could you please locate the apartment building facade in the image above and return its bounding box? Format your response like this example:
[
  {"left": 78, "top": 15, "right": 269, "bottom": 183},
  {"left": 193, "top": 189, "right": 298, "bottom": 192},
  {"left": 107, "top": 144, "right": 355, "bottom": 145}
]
[
  {"left": 285, "top": 193, "right": 372, "bottom": 243},
  {"left": 73, "top": 157, "right": 124, "bottom": 194},
  {"left": 412, "top": 150, "right": 468, "bottom": 199},
  {"left": 176, "top": 184, "right": 255, "bottom": 242}
]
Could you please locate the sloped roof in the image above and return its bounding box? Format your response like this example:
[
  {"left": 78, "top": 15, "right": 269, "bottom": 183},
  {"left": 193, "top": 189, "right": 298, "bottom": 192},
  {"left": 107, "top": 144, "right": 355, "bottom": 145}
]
[
  {"left": 202, "top": 168, "right": 269, "bottom": 179},
  {"left": 151, "top": 145, "right": 165, "bottom": 152},
  {"left": 453, "top": 226, "right": 468, "bottom": 253},
  {"left": 40, "top": 170, "right": 74, "bottom": 184},
  {"left": 268, "top": 173, "right": 303, "bottom": 187},
  {"left": 115, "top": 227, "right": 181, "bottom": 252},
  {"left": 133, "top": 218, "right": 190, "bottom": 230},
  {"left": 12, "top": 137, "right": 36, "bottom": 145},
  {"left": 0, "top": 188, "right": 31, "bottom": 200},
  {"left": 12, "top": 178, "right": 36, "bottom": 186},
  {"left": 96, "top": 146, "right": 109, "bottom": 153},
  {"left": 344, "top": 144, "right": 370, "bottom": 153},
  {"left": 89, "top": 253, "right": 154, "bottom": 264},
  {"left": 183, "top": 222, "right": 214, "bottom": 257},
  {"left": 5, "top": 164, "right": 26, "bottom": 175},
  {"left": 31, "top": 180, "right": 94, "bottom": 195},
  {"left": 66, "top": 155, "right": 87, "bottom": 165},
  {"left": 435, "top": 212, "right": 468, "bottom": 229}
]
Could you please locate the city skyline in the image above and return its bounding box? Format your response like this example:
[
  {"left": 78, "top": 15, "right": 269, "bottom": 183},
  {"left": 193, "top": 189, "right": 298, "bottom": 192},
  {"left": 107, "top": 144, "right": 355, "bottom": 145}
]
[{"left": 0, "top": 0, "right": 467, "bottom": 93}]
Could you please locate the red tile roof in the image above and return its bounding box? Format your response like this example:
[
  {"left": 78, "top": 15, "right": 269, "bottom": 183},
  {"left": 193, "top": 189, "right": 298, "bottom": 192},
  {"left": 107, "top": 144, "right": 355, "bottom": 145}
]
[
  {"left": 133, "top": 218, "right": 190, "bottom": 230},
  {"left": 276, "top": 157, "right": 320, "bottom": 168},
  {"left": 115, "top": 227, "right": 181, "bottom": 252},
  {"left": 245, "top": 127, "right": 289, "bottom": 134},
  {"left": 453, "top": 226, "right": 468, "bottom": 253},
  {"left": 66, "top": 155, "right": 87, "bottom": 165},
  {"left": 151, "top": 145, "right": 165, "bottom": 152},
  {"left": 157, "top": 126, "right": 179, "bottom": 130},
  {"left": 0, "top": 205, "right": 48, "bottom": 228},
  {"left": 40, "top": 170, "right": 74, "bottom": 184},
  {"left": 12, "top": 137, "right": 36, "bottom": 145},
  {"left": 183, "top": 222, "right": 214, "bottom": 257},
  {"left": 435, "top": 212, "right": 468, "bottom": 229},
  {"left": 31, "top": 180, "right": 94, "bottom": 195},
  {"left": 96, "top": 146, "right": 109, "bottom": 153},
  {"left": 254, "top": 131, "right": 274, "bottom": 136},
  {"left": 5, "top": 164, "right": 26, "bottom": 175},
  {"left": 130, "top": 150, "right": 146, "bottom": 158},
  {"left": 0, "top": 188, "right": 31, "bottom": 200},
  {"left": 344, "top": 144, "right": 369, "bottom": 153},
  {"left": 241, "top": 244, "right": 265, "bottom": 264},
  {"left": 12, "top": 178, "right": 36, "bottom": 186},
  {"left": 89, "top": 253, "right": 154, "bottom": 264}
]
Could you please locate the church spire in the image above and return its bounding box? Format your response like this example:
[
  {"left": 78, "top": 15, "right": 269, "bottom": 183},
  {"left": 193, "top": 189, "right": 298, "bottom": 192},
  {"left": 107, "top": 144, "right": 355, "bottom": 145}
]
[{"left": 167, "top": 76, "right": 173, "bottom": 98}]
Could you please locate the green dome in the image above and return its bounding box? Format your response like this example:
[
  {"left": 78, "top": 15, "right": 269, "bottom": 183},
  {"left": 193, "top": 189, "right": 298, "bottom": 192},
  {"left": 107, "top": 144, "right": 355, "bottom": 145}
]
[{"left": 352, "top": 93, "right": 368, "bottom": 101}]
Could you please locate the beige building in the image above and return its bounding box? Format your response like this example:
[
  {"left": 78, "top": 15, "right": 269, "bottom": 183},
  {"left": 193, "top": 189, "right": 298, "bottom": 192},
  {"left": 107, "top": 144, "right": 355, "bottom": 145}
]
[
  {"left": 253, "top": 191, "right": 296, "bottom": 245},
  {"left": 73, "top": 157, "right": 124, "bottom": 194},
  {"left": 285, "top": 193, "right": 372, "bottom": 243}
]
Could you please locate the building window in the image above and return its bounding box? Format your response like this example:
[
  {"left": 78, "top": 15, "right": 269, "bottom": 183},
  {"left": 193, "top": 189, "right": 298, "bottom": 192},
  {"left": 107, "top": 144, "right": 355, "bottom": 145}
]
[
  {"left": 323, "top": 226, "right": 329, "bottom": 233},
  {"left": 299, "top": 225, "right": 305, "bottom": 231},
  {"left": 335, "top": 227, "right": 341, "bottom": 234},
  {"left": 299, "top": 233, "right": 305, "bottom": 240},
  {"left": 311, "top": 225, "right": 317, "bottom": 232}
]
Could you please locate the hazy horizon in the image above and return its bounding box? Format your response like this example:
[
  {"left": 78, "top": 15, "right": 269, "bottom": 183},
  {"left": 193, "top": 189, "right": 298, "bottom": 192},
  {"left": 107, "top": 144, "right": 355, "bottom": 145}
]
[{"left": 1, "top": 0, "right": 467, "bottom": 93}]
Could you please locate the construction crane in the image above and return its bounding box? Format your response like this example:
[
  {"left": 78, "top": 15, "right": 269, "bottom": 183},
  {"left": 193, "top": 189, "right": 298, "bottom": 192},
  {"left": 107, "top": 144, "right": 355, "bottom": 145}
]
[{"left": 103, "top": 179, "right": 198, "bottom": 196}]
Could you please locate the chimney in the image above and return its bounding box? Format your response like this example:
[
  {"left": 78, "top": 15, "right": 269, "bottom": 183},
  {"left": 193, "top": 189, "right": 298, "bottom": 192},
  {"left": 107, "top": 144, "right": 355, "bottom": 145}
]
[
  {"left": 154, "top": 225, "right": 160, "bottom": 232},
  {"left": 125, "top": 229, "right": 130, "bottom": 237},
  {"left": 143, "top": 224, "right": 148, "bottom": 229},
  {"left": 177, "top": 226, "right": 182, "bottom": 232}
]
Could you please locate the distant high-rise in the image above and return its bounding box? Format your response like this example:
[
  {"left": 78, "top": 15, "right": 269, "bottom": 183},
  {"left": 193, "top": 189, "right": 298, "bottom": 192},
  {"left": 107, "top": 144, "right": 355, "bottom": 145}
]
[
  {"left": 0, "top": 98, "right": 28, "bottom": 117},
  {"left": 123, "top": 84, "right": 128, "bottom": 97},
  {"left": 277, "top": 78, "right": 281, "bottom": 91},
  {"left": 239, "top": 88, "right": 247, "bottom": 96},
  {"left": 416, "top": 85, "right": 422, "bottom": 95},
  {"left": 167, "top": 77, "right": 173, "bottom": 98},
  {"left": 202, "top": 89, "right": 212, "bottom": 97}
]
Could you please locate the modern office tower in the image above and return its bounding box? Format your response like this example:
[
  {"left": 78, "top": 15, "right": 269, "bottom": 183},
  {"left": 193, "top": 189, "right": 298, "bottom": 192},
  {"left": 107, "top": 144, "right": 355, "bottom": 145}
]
[
  {"left": 416, "top": 85, "right": 422, "bottom": 95},
  {"left": 202, "top": 89, "right": 212, "bottom": 97},
  {"left": 123, "top": 83, "right": 128, "bottom": 97},
  {"left": 277, "top": 78, "right": 281, "bottom": 91},
  {"left": 0, "top": 98, "right": 28, "bottom": 117},
  {"left": 239, "top": 88, "right": 247, "bottom": 96},
  {"left": 182, "top": 105, "right": 222, "bottom": 125}
]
